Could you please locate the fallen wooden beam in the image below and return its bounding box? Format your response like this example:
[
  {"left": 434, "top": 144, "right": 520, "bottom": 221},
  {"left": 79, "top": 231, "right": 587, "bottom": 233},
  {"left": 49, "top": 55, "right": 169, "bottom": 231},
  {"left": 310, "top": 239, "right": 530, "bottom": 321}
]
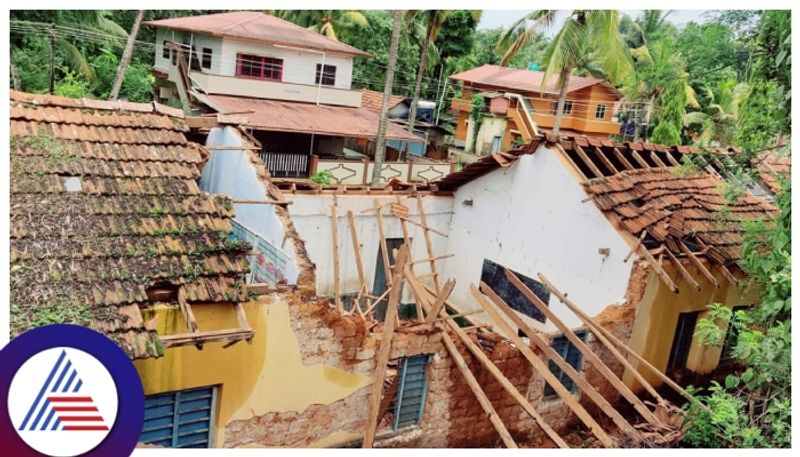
[
  {"left": 425, "top": 279, "right": 456, "bottom": 324},
  {"left": 504, "top": 269, "right": 662, "bottom": 427},
  {"left": 470, "top": 285, "right": 614, "bottom": 448},
  {"left": 374, "top": 199, "right": 393, "bottom": 289},
  {"left": 231, "top": 198, "right": 291, "bottom": 205},
  {"left": 410, "top": 253, "right": 455, "bottom": 265},
  {"left": 347, "top": 210, "right": 368, "bottom": 317},
  {"left": 535, "top": 274, "right": 710, "bottom": 414},
  {"left": 416, "top": 194, "right": 443, "bottom": 296},
  {"left": 624, "top": 231, "right": 648, "bottom": 263},
  {"left": 363, "top": 245, "right": 409, "bottom": 448},
  {"left": 161, "top": 328, "right": 254, "bottom": 347},
  {"left": 536, "top": 274, "right": 667, "bottom": 405},
  {"left": 331, "top": 198, "right": 342, "bottom": 312},
  {"left": 479, "top": 283, "right": 642, "bottom": 440}
]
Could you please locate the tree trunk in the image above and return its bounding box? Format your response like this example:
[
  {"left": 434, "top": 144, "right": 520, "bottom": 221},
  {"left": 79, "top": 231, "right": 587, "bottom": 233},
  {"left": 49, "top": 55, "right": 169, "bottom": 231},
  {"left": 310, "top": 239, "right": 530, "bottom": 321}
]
[
  {"left": 48, "top": 27, "right": 56, "bottom": 95},
  {"left": 371, "top": 10, "right": 403, "bottom": 188},
  {"left": 551, "top": 69, "right": 572, "bottom": 137},
  {"left": 10, "top": 54, "right": 21, "bottom": 90},
  {"left": 407, "top": 13, "right": 435, "bottom": 133},
  {"left": 109, "top": 10, "right": 145, "bottom": 101}
]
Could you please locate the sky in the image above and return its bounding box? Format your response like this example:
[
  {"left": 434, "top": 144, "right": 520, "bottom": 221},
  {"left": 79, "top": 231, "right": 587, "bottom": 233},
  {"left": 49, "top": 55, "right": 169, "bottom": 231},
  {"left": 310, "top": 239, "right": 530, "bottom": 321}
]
[{"left": 478, "top": 10, "right": 711, "bottom": 33}]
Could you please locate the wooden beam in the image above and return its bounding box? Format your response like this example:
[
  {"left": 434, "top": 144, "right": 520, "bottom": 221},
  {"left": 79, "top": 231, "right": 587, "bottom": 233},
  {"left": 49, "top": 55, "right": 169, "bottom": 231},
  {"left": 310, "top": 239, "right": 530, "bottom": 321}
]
[
  {"left": 554, "top": 143, "right": 587, "bottom": 181},
  {"left": 650, "top": 151, "right": 668, "bottom": 167},
  {"left": 624, "top": 231, "right": 648, "bottom": 263},
  {"left": 535, "top": 274, "right": 711, "bottom": 414},
  {"left": 395, "top": 196, "right": 420, "bottom": 320},
  {"left": 503, "top": 269, "right": 662, "bottom": 427},
  {"left": 203, "top": 145, "right": 262, "bottom": 151},
  {"left": 185, "top": 116, "right": 220, "bottom": 129},
  {"left": 331, "top": 198, "right": 342, "bottom": 312},
  {"left": 676, "top": 239, "right": 719, "bottom": 288},
  {"left": 664, "top": 151, "right": 681, "bottom": 166},
  {"left": 416, "top": 194, "right": 442, "bottom": 296},
  {"left": 574, "top": 144, "right": 605, "bottom": 178},
  {"left": 719, "top": 264, "right": 739, "bottom": 285},
  {"left": 410, "top": 274, "right": 568, "bottom": 448},
  {"left": 439, "top": 331, "right": 518, "bottom": 448},
  {"left": 470, "top": 285, "right": 614, "bottom": 448},
  {"left": 411, "top": 253, "right": 455, "bottom": 265},
  {"left": 480, "top": 283, "right": 641, "bottom": 440},
  {"left": 161, "top": 328, "right": 253, "bottom": 347},
  {"left": 395, "top": 214, "right": 449, "bottom": 238},
  {"left": 231, "top": 199, "right": 291, "bottom": 205},
  {"left": 630, "top": 150, "right": 651, "bottom": 168},
  {"left": 374, "top": 199, "right": 393, "bottom": 288},
  {"left": 177, "top": 288, "right": 198, "bottom": 333},
  {"left": 363, "top": 245, "right": 410, "bottom": 448},
  {"left": 664, "top": 247, "right": 701, "bottom": 291},
  {"left": 612, "top": 147, "right": 635, "bottom": 170},
  {"left": 535, "top": 275, "right": 666, "bottom": 405},
  {"left": 637, "top": 244, "right": 680, "bottom": 293},
  {"left": 425, "top": 279, "right": 456, "bottom": 324},
  {"left": 347, "top": 210, "right": 368, "bottom": 317},
  {"left": 594, "top": 147, "right": 619, "bottom": 175}
]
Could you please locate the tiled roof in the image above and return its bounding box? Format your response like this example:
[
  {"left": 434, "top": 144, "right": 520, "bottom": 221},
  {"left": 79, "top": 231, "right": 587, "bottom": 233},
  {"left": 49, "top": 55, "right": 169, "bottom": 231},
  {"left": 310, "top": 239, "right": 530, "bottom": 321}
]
[
  {"left": 9, "top": 91, "right": 250, "bottom": 359},
  {"left": 584, "top": 168, "right": 777, "bottom": 266},
  {"left": 360, "top": 89, "right": 405, "bottom": 113},
  {"left": 204, "top": 94, "right": 423, "bottom": 142},
  {"left": 144, "top": 11, "right": 371, "bottom": 57},
  {"left": 754, "top": 149, "right": 790, "bottom": 194},
  {"left": 449, "top": 64, "right": 623, "bottom": 98}
]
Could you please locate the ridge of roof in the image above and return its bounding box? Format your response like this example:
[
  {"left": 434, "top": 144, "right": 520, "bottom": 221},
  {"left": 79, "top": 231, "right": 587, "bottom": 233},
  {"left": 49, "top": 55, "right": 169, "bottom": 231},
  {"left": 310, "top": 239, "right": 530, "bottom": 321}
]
[
  {"left": 449, "top": 64, "right": 620, "bottom": 97},
  {"left": 10, "top": 90, "right": 185, "bottom": 118},
  {"left": 143, "top": 11, "right": 371, "bottom": 58}
]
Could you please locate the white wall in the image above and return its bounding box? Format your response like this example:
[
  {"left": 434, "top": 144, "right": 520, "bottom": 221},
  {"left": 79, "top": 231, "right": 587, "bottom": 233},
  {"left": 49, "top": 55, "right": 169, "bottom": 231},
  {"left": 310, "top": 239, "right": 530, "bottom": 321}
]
[
  {"left": 199, "top": 126, "right": 300, "bottom": 284},
  {"left": 219, "top": 38, "right": 354, "bottom": 90},
  {"left": 287, "top": 195, "right": 454, "bottom": 303},
  {"left": 465, "top": 116, "right": 507, "bottom": 154},
  {"left": 440, "top": 145, "right": 635, "bottom": 332},
  {"left": 154, "top": 30, "right": 224, "bottom": 75}
]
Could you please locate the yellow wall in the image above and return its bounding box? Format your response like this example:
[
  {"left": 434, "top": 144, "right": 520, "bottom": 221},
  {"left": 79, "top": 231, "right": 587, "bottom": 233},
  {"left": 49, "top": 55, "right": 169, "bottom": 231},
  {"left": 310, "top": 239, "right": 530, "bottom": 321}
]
[
  {"left": 624, "top": 262, "right": 760, "bottom": 390},
  {"left": 135, "top": 299, "right": 372, "bottom": 447}
]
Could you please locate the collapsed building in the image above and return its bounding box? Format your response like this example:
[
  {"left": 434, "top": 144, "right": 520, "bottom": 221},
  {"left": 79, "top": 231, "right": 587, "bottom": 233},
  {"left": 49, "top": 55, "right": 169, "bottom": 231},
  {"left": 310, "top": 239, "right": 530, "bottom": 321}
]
[{"left": 8, "top": 91, "right": 782, "bottom": 449}]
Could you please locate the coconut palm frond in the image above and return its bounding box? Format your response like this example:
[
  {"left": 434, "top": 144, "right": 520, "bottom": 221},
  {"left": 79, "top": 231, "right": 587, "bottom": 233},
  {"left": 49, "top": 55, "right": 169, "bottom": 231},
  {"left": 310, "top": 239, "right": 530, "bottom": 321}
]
[
  {"left": 60, "top": 39, "right": 96, "bottom": 82},
  {"left": 630, "top": 45, "right": 653, "bottom": 64},
  {"left": 541, "top": 17, "right": 583, "bottom": 90},
  {"left": 320, "top": 22, "right": 337, "bottom": 41},
  {"left": 684, "top": 111, "right": 709, "bottom": 125},
  {"left": 498, "top": 10, "right": 557, "bottom": 65},
  {"left": 341, "top": 11, "right": 368, "bottom": 27},
  {"left": 685, "top": 84, "right": 700, "bottom": 109},
  {"left": 586, "top": 10, "right": 632, "bottom": 84}
]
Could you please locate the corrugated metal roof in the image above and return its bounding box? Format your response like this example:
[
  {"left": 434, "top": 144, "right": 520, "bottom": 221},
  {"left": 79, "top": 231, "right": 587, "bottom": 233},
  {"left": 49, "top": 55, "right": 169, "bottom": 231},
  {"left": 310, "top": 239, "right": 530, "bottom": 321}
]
[
  {"left": 449, "top": 64, "right": 622, "bottom": 98},
  {"left": 144, "top": 11, "right": 371, "bottom": 57},
  {"left": 360, "top": 89, "right": 405, "bottom": 114},
  {"left": 205, "top": 94, "right": 423, "bottom": 142}
]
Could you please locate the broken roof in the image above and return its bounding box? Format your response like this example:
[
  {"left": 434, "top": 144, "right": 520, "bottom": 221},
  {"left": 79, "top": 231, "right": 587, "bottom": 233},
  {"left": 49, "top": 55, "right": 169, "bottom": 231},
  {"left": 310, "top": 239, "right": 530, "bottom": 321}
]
[
  {"left": 360, "top": 89, "right": 406, "bottom": 114},
  {"left": 144, "top": 11, "right": 371, "bottom": 57},
  {"left": 753, "top": 149, "right": 791, "bottom": 194},
  {"left": 9, "top": 91, "right": 250, "bottom": 359},
  {"left": 203, "top": 94, "right": 423, "bottom": 142},
  {"left": 449, "top": 64, "right": 623, "bottom": 98}
]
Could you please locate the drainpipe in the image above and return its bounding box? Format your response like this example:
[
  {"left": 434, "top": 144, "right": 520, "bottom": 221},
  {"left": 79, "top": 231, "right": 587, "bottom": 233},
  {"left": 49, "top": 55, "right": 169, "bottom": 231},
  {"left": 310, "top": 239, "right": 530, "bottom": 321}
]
[
  {"left": 316, "top": 51, "right": 327, "bottom": 106},
  {"left": 273, "top": 44, "right": 327, "bottom": 106}
]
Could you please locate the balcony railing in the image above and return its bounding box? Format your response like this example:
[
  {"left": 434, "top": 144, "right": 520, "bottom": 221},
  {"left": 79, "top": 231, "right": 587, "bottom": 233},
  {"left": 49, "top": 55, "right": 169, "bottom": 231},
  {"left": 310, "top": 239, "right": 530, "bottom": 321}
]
[{"left": 260, "top": 151, "right": 310, "bottom": 178}]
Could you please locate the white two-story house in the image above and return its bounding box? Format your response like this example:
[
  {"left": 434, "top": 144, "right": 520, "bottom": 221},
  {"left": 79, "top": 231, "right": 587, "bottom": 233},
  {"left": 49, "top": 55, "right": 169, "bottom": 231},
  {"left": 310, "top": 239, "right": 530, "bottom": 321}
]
[{"left": 145, "top": 11, "right": 448, "bottom": 184}]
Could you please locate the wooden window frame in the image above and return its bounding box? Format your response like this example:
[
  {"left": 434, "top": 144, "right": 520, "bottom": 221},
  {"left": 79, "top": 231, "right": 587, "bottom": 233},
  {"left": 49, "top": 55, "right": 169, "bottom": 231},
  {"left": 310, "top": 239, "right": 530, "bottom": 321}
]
[
  {"left": 549, "top": 100, "right": 573, "bottom": 115},
  {"left": 315, "top": 63, "right": 337, "bottom": 86},
  {"left": 595, "top": 103, "right": 607, "bottom": 119},
  {"left": 235, "top": 53, "right": 283, "bottom": 82},
  {"left": 201, "top": 47, "right": 212, "bottom": 69},
  {"left": 667, "top": 311, "right": 700, "bottom": 370}
]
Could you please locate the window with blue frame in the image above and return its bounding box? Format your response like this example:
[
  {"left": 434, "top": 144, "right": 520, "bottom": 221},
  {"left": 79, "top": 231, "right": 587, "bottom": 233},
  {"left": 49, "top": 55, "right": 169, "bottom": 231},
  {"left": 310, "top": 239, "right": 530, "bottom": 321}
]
[
  {"left": 140, "top": 386, "right": 218, "bottom": 448},
  {"left": 480, "top": 259, "right": 549, "bottom": 323},
  {"left": 393, "top": 355, "right": 430, "bottom": 430},
  {"left": 544, "top": 331, "right": 587, "bottom": 397}
]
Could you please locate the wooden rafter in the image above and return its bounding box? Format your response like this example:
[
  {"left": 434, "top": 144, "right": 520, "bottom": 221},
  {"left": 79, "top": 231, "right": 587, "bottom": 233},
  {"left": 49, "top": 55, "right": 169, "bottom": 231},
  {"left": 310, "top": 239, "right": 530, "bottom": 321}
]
[
  {"left": 676, "top": 239, "right": 719, "bottom": 288},
  {"left": 416, "top": 194, "right": 442, "bottom": 295},
  {"left": 664, "top": 247, "right": 701, "bottom": 291},
  {"left": 479, "top": 283, "right": 641, "bottom": 439},
  {"left": 624, "top": 230, "right": 648, "bottom": 262},
  {"left": 612, "top": 147, "right": 636, "bottom": 170},
  {"left": 650, "top": 151, "right": 668, "bottom": 167},
  {"left": 504, "top": 269, "right": 662, "bottom": 427},
  {"left": 554, "top": 143, "right": 588, "bottom": 181},
  {"left": 374, "top": 199, "right": 393, "bottom": 288},
  {"left": 470, "top": 285, "right": 614, "bottom": 447},
  {"left": 636, "top": 243, "right": 679, "bottom": 293},
  {"left": 346, "top": 210, "right": 368, "bottom": 317},
  {"left": 630, "top": 150, "right": 651, "bottom": 168},
  {"left": 574, "top": 144, "right": 605, "bottom": 178},
  {"left": 594, "top": 146, "right": 619, "bottom": 175},
  {"left": 424, "top": 279, "right": 456, "bottom": 324}
]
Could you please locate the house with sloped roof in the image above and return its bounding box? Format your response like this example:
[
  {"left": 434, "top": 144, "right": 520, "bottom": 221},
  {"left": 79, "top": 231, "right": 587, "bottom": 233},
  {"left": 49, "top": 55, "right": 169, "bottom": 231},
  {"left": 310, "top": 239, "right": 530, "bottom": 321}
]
[
  {"left": 448, "top": 64, "right": 624, "bottom": 162},
  {"left": 144, "top": 12, "right": 451, "bottom": 185}
]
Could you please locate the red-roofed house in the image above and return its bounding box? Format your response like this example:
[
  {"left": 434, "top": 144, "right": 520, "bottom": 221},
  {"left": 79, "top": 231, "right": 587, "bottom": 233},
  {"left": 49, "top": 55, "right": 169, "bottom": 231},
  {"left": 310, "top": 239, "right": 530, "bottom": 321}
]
[{"left": 145, "top": 12, "right": 450, "bottom": 184}]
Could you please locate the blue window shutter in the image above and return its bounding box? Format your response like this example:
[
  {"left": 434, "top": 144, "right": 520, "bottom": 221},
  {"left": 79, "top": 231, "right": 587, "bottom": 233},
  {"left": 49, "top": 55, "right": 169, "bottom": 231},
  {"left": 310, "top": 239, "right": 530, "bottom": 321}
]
[
  {"left": 393, "top": 355, "right": 429, "bottom": 430},
  {"left": 141, "top": 386, "right": 217, "bottom": 448},
  {"left": 544, "top": 332, "right": 586, "bottom": 396}
]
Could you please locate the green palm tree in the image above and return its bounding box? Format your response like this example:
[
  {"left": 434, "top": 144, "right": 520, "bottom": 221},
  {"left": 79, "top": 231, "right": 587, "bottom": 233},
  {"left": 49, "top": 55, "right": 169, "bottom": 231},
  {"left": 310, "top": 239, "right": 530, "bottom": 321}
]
[
  {"left": 499, "top": 10, "right": 632, "bottom": 136},
  {"left": 274, "top": 10, "right": 367, "bottom": 42},
  {"left": 685, "top": 79, "right": 749, "bottom": 146},
  {"left": 404, "top": 10, "right": 481, "bottom": 132}
]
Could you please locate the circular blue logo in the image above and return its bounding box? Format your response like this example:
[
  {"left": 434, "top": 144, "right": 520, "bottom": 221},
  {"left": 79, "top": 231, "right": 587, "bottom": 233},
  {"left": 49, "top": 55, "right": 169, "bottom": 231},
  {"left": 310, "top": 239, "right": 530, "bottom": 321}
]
[{"left": 0, "top": 324, "right": 144, "bottom": 457}]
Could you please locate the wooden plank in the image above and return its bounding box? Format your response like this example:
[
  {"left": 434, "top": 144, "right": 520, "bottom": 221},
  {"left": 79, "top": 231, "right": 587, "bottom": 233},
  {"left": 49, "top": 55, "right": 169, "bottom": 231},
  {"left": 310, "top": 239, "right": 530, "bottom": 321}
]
[
  {"left": 411, "top": 253, "right": 455, "bottom": 265},
  {"left": 374, "top": 199, "right": 393, "bottom": 289},
  {"left": 630, "top": 150, "right": 651, "bottom": 168},
  {"left": 364, "top": 289, "right": 390, "bottom": 317},
  {"left": 637, "top": 244, "right": 679, "bottom": 293},
  {"left": 664, "top": 247, "right": 701, "bottom": 291},
  {"left": 535, "top": 274, "right": 711, "bottom": 414},
  {"left": 185, "top": 116, "right": 220, "bottom": 129},
  {"left": 554, "top": 143, "right": 588, "bottom": 181},
  {"left": 719, "top": 264, "right": 739, "bottom": 285},
  {"left": 574, "top": 144, "right": 605, "bottom": 178},
  {"left": 612, "top": 147, "right": 635, "bottom": 170},
  {"left": 409, "top": 274, "right": 568, "bottom": 448},
  {"left": 392, "top": 213, "right": 449, "bottom": 238},
  {"left": 664, "top": 151, "right": 681, "bottom": 166},
  {"left": 470, "top": 285, "right": 614, "bottom": 447},
  {"left": 424, "top": 279, "right": 456, "bottom": 324},
  {"left": 177, "top": 288, "right": 198, "bottom": 333},
  {"left": 231, "top": 199, "right": 291, "bottom": 205},
  {"left": 331, "top": 198, "right": 342, "bottom": 312},
  {"left": 535, "top": 275, "right": 666, "bottom": 405},
  {"left": 503, "top": 269, "right": 662, "bottom": 427},
  {"left": 161, "top": 328, "right": 253, "bottom": 347},
  {"left": 415, "top": 194, "right": 442, "bottom": 295},
  {"left": 594, "top": 146, "right": 619, "bottom": 175},
  {"left": 677, "top": 239, "right": 719, "bottom": 288},
  {"left": 395, "top": 196, "right": 420, "bottom": 320},
  {"left": 650, "top": 151, "right": 668, "bottom": 167},
  {"left": 439, "top": 331, "right": 518, "bottom": 448},
  {"left": 363, "top": 245, "right": 410, "bottom": 448},
  {"left": 624, "top": 231, "right": 648, "bottom": 262},
  {"left": 347, "top": 210, "right": 369, "bottom": 317},
  {"left": 480, "top": 283, "right": 641, "bottom": 439}
]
